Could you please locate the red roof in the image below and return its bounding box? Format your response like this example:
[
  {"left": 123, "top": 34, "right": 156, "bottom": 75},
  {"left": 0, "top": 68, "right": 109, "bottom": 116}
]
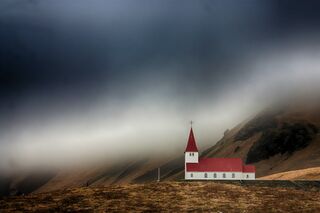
[
  {"left": 186, "top": 158, "right": 255, "bottom": 173},
  {"left": 243, "top": 165, "right": 256, "bottom": 173},
  {"left": 185, "top": 128, "right": 198, "bottom": 152}
]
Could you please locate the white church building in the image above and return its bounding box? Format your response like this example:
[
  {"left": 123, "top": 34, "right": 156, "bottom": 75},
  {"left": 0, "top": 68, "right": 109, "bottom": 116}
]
[{"left": 184, "top": 127, "right": 255, "bottom": 180}]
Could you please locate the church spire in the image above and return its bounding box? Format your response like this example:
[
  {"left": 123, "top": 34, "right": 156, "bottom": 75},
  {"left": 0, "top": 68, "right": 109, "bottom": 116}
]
[{"left": 185, "top": 126, "right": 198, "bottom": 152}]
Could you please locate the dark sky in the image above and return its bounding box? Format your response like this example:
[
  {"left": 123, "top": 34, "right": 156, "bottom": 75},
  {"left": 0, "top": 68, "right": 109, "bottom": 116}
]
[
  {"left": 1, "top": 0, "right": 320, "bottom": 102},
  {"left": 2, "top": 0, "right": 320, "bottom": 170}
]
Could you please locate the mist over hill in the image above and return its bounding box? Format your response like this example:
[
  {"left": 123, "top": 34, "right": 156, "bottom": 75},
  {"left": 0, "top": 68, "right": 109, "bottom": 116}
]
[
  {"left": 2, "top": 100, "right": 320, "bottom": 196},
  {"left": 2, "top": 1, "right": 320, "bottom": 198}
]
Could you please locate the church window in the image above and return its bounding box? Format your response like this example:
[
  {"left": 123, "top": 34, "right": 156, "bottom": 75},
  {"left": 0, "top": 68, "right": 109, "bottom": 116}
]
[
  {"left": 223, "top": 173, "right": 226, "bottom": 178},
  {"left": 246, "top": 175, "right": 249, "bottom": 179},
  {"left": 232, "top": 173, "right": 235, "bottom": 178},
  {"left": 214, "top": 173, "right": 217, "bottom": 178},
  {"left": 204, "top": 173, "right": 208, "bottom": 178}
]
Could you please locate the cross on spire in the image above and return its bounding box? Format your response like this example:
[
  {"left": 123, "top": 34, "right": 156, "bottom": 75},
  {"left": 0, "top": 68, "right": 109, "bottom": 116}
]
[{"left": 190, "top": 120, "right": 194, "bottom": 128}]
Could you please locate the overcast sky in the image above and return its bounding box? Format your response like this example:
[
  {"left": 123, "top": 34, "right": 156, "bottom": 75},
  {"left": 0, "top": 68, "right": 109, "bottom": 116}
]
[{"left": 1, "top": 0, "right": 320, "bottom": 171}]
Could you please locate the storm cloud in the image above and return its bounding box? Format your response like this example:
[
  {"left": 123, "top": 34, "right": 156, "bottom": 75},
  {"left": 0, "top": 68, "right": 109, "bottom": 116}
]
[{"left": 1, "top": 0, "right": 320, "bottom": 171}]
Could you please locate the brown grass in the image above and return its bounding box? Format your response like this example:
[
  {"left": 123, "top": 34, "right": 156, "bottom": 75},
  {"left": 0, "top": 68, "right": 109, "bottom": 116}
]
[
  {"left": 1, "top": 181, "right": 320, "bottom": 212},
  {"left": 260, "top": 167, "right": 320, "bottom": 180}
]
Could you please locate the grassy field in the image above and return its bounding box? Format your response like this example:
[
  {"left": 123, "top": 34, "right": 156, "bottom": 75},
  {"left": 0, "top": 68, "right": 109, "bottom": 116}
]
[{"left": 1, "top": 181, "right": 320, "bottom": 212}]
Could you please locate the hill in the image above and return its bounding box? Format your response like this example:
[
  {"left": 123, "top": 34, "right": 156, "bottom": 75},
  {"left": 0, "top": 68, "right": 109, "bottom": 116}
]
[
  {"left": 132, "top": 104, "right": 320, "bottom": 182},
  {"left": 2, "top": 103, "right": 320, "bottom": 195},
  {"left": 198, "top": 104, "right": 320, "bottom": 178},
  {"left": 1, "top": 182, "right": 320, "bottom": 212}
]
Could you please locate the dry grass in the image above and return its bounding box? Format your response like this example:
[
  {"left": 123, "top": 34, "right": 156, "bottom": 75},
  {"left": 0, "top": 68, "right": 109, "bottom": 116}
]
[
  {"left": 260, "top": 167, "right": 320, "bottom": 180},
  {"left": 1, "top": 181, "right": 320, "bottom": 212}
]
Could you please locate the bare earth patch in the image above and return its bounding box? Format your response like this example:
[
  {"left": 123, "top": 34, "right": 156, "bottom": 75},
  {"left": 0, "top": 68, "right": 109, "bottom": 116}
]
[{"left": 1, "top": 182, "right": 320, "bottom": 212}]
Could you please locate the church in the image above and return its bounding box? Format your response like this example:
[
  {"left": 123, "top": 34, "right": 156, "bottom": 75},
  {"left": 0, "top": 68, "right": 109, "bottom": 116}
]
[{"left": 184, "top": 127, "right": 255, "bottom": 180}]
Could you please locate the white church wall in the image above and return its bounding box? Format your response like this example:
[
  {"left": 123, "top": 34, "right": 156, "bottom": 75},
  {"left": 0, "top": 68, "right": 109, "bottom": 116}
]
[
  {"left": 185, "top": 152, "right": 198, "bottom": 163},
  {"left": 242, "top": 173, "right": 255, "bottom": 180},
  {"left": 185, "top": 172, "right": 244, "bottom": 180}
]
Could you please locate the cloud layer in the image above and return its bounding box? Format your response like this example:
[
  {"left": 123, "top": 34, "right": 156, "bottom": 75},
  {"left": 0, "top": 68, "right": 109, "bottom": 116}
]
[{"left": 1, "top": 0, "right": 320, "bottom": 171}]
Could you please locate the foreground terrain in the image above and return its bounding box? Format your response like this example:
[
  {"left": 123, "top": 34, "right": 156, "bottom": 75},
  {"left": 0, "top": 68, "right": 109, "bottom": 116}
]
[{"left": 1, "top": 181, "right": 320, "bottom": 212}]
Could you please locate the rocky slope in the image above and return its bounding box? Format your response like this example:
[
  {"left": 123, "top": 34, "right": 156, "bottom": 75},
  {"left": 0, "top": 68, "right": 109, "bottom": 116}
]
[{"left": 199, "top": 105, "right": 320, "bottom": 178}]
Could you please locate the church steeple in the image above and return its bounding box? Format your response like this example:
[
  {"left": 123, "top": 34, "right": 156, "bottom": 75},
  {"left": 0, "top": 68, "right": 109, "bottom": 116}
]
[{"left": 185, "top": 127, "right": 198, "bottom": 152}]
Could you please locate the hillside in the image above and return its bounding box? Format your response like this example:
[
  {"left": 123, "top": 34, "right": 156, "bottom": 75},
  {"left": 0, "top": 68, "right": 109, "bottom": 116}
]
[
  {"left": 260, "top": 167, "right": 320, "bottom": 180},
  {"left": 2, "top": 103, "right": 320, "bottom": 195},
  {"left": 199, "top": 105, "right": 320, "bottom": 178},
  {"left": 132, "top": 104, "right": 320, "bottom": 182},
  {"left": 1, "top": 182, "right": 320, "bottom": 212}
]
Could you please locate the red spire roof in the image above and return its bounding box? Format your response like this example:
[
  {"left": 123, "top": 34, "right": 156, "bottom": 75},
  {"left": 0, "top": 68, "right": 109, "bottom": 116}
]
[{"left": 185, "top": 128, "right": 198, "bottom": 152}]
